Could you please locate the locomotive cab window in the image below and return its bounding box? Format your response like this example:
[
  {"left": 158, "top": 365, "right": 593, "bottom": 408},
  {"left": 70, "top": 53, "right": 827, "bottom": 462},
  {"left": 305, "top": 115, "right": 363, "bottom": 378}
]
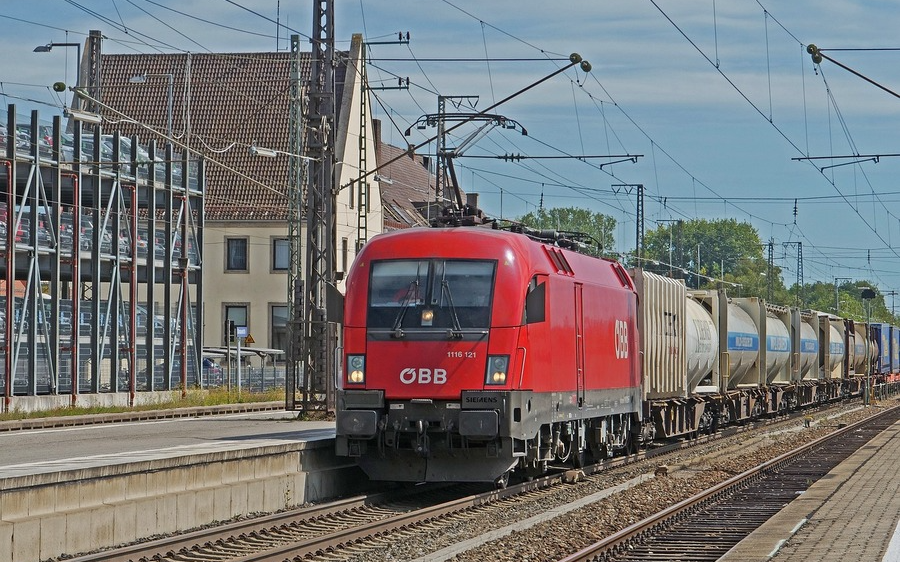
[
  {"left": 368, "top": 259, "right": 495, "bottom": 332},
  {"left": 524, "top": 275, "right": 547, "bottom": 324}
]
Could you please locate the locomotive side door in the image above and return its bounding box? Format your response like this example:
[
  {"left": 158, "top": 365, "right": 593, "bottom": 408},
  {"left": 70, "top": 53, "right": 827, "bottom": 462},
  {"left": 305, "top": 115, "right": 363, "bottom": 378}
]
[{"left": 575, "top": 283, "right": 585, "bottom": 408}]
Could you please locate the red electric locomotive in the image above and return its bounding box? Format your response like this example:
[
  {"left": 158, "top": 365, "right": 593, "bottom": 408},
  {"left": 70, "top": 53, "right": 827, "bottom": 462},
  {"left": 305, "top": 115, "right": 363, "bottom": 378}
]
[{"left": 335, "top": 225, "right": 641, "bottom": 485}]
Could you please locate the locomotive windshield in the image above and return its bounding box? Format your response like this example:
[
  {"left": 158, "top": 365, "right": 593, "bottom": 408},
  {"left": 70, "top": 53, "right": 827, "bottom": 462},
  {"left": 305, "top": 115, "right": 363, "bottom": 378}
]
[{"left": 368, "top": 259, "right": 495, "bottom": 334}]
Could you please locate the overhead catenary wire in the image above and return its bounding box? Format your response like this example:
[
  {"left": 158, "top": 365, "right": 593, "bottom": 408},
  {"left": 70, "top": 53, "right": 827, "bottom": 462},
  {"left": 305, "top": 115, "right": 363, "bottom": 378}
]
[
  {"left": 16, "top": 1, "right": 900, "bottom": 293},
  {"left": 649, "top": 0, "right": 900, "bottom": 274}
]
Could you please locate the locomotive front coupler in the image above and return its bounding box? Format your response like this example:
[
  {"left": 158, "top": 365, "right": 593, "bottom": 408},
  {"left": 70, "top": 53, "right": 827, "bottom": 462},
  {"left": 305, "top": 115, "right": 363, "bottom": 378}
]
[{"left": 415, "top": 419, "right": 430, "bottom": 457}]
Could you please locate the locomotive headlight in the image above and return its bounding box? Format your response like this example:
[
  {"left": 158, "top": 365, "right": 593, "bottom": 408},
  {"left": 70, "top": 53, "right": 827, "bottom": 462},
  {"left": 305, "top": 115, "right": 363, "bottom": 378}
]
[
  {"left": 421, "top": 309, "right": 434, "bottom": 326},
  {"left": 347, "top": 355, "right": 366, "bottom": 384},
  {"left": 485, "top": 355, "right": 509, "bottom": 385}
]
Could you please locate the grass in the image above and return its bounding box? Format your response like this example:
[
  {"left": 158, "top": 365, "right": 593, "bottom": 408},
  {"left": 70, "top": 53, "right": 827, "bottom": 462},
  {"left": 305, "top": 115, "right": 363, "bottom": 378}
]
[{"left": 0, "top": 388, "right": 285, "bottom": 422}]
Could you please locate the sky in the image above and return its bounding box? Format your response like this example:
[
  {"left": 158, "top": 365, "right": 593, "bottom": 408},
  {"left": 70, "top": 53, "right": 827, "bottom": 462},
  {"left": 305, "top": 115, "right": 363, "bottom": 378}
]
[{"left": 2, "top": 1, "right": 900, "bottom": 296}]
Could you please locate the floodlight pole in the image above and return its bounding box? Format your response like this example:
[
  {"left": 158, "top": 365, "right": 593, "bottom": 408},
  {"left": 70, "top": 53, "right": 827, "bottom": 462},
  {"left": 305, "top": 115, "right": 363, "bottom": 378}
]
[
  {"left": 834, "top": 277, "right": 851, "bottom": 313},
  {"left": 129, "top": 73, "right": 174, "bottom": 137},
  {"left": 33, "top": 41, "right": 82, "bottom": 108}
]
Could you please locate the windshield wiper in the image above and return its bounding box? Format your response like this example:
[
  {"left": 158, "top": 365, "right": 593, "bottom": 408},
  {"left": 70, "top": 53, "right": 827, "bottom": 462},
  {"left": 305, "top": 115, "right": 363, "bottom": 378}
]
[
  {"left": 391, "top": 280, "right": 419, "bottom": 338},
  {"left": 441, "top": 279, "right": 464, "bottom": 339}
]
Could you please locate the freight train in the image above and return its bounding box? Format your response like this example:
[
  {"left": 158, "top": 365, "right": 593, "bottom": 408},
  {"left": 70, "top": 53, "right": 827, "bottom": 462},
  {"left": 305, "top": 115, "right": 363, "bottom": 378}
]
[{"left": 335, "top": 224, "right": 895, "bottom": 486}]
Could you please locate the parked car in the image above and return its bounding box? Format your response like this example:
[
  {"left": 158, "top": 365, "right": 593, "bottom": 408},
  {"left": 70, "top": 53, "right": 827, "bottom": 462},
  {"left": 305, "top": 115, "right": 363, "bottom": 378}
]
[
  {"left": 60, "top": 132, "right": 111, "bottom": 165},
  {"left": 202, "top": 357, "right": 224, "bottom": 387}
]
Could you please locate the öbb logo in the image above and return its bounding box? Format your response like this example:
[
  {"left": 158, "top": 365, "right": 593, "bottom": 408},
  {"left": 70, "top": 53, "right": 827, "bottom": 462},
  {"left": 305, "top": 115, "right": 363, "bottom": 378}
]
[
  {"left": 400, "top": 368, "right": 447, "bottom": 384},
  {"left": 615, "top": 319, "right": 629, "bottom": 359}
]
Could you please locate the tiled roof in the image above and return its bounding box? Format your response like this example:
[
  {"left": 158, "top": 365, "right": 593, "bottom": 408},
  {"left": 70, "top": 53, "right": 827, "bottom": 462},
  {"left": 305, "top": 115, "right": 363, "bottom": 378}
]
[
  {"left": 374, "top": 120, "right": 459, "bottom": 230},
  {"left": 98, "top": 51, "right": 347, "bottom": 221},
  {"left": 375, "top": 142, "right": 434, "bottom": 230}
]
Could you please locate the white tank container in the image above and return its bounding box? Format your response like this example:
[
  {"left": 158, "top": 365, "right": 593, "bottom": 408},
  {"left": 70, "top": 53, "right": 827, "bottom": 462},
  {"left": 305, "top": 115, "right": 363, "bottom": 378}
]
[
  {"left": 799, "top": 319, "right": 818, "bottom": 379},
  {"left": 684, "top": 297, "right": 717, "bottom": 391},
  {"left": 853, "top": 324, "right": 868, "bottom": 373},
  {"left": 764, "top": 313, "right": 790, "bottom": 380},
  {"left": 725, "top": 303, "right": 759, "bottom": 386},
  {"left": 826, "top": 323, "right": 845, "bottom": 377}
]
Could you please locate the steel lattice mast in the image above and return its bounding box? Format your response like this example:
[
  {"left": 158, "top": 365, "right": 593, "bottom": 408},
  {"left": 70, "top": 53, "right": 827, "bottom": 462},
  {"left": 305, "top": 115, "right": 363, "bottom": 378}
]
[
  {"left": 285, "top": 33, "right": 308, "bottom": 410},
  {"left": 300, "top": 0, "right": 337, "bottom": 411}
]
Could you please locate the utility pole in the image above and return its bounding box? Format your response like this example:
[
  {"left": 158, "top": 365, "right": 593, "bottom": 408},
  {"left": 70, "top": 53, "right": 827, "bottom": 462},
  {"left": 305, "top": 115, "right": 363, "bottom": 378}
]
[
  {"left": 834, "top": 277, "right": 852, "bottom": 313},
  {"left": 407, "top": 97, "right": 524, "bottom": 224},
  {"left": 435, "top": 95, "right": 480, "bottom": 207},
  {"left": 656, "top": 219, "right": 682, "bottom": 278},
  {"left": 612, "top": 184, "right": 644, "bottom": 266},
  {"left": 766, "top": 238, "right": 774, "bottom": 302},
  {"left": 885, "top": 290, "right": 898, "bottom": 318},
  {"left": 697, "top": 244, "right": 701, "bottom": 289},
  {"left": 783, "top": 241, "right": 803, "bottom": 306},
  {"left": 354, "top": 32, "right": 409, "bottom": 251},
  {"left": 636, "top": 184, "right": 644, "bottom": 265}
]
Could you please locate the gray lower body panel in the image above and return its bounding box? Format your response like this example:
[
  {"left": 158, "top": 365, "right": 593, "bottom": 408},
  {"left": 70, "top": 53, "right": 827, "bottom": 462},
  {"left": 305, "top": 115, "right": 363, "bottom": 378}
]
[
  {"left": 337, "top": 386, "right": 640, "bottom": 483},
  {"left": 354, "top": 441, "right": 518, "bottom": 483}
]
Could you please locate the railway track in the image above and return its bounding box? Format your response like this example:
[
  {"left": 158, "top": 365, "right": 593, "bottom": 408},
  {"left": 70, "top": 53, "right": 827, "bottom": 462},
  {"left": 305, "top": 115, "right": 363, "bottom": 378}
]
[
  {"left": 62, "top": 482, "right": 482, "bottom": 562},
  {"left": 559, "top": 403, "right": 900, "bottom": 562},
  {"left": 61, "top": 431, "right": 669, "bottom": 562},
  {"left": 63, "top": 402, "right": 871, "bottom": 562}
]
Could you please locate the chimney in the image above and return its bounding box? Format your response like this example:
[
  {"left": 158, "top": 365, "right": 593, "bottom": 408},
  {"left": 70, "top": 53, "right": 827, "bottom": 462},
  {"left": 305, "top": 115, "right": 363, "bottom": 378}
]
[
  {"left": 373, "top": 118, "right": 381, "bottom": 148},
  {"left": 466, "top": 193, "right": 479, "bottom": 208}
]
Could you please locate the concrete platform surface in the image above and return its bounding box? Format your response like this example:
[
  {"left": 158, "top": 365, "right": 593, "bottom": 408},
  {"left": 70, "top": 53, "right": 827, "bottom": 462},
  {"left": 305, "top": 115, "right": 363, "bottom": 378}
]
[
  {"left": 0, "top": 408, "right": 332, "bottom": 470},
  {"left": 0, "top": 409, "right": 357, "bottom": 562},
  {"left": 720, "top": 415, "right": 900, "bottom": 562}
]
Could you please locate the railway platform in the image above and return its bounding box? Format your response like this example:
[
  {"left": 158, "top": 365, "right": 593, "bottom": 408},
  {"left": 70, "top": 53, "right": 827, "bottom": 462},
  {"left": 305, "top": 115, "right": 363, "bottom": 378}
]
[
  {"left": 720, "top": 406, "right": 900, "bottom": 562},
  {"left": 0, "top": 407, "right": 354, "bottom": 562}
]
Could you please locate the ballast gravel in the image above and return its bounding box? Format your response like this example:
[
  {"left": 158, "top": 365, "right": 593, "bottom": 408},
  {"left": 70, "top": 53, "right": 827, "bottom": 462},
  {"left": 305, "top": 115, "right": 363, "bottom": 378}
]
[{"left": 335, "top": 403, "right": 885, "bottom": 562}]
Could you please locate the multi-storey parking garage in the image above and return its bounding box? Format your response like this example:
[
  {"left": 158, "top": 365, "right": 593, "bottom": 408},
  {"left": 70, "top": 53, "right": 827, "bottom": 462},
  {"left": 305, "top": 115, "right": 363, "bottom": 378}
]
[{"left": 0, "top": 105, "right": 203, "bottom": 410}]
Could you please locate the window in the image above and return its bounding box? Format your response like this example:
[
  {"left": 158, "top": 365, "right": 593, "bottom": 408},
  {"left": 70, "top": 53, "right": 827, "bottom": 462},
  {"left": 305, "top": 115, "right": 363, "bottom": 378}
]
[
  {"left": 271, "top": 304, "right": 289, "bottom": 352},
  {"left": 225, "top": 237, "right": 248, "bottom": 271},
  {"left": 368, "top": 259, "right": 495, "bottom": 331},
  {"left": 341, "top": 237, "right": 348, "bottom": 275},
  {"left": 224, "top": 304, "right": 248, "bottom": 343},
  {"left": 272, "top": 238, "right": 289, "bottom": 271}
]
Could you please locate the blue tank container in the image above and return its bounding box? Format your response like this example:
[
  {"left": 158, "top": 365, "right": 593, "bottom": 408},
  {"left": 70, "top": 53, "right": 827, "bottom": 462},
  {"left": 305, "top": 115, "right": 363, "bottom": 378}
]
[
  {"left": 891, "top": 325, "right": 900, "bottom": 374},
  {"left": 869, "top": 323, "right": 891, "bottom": 375}
]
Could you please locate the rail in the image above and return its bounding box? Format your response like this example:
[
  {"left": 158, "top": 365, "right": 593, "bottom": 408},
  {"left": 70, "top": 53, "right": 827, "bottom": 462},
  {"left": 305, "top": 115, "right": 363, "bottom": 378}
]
[{"left": 559, "top": 403, "right": 900, "bottom": 562}]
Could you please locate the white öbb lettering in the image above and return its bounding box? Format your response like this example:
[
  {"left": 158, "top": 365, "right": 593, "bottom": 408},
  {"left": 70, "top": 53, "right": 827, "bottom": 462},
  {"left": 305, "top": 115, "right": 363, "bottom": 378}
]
[
  {"left": 615, "top": 319, "right": 629, "bottom": 359},
  {"left": 400, "top": 368, "right": 448, "bottom": 384}
]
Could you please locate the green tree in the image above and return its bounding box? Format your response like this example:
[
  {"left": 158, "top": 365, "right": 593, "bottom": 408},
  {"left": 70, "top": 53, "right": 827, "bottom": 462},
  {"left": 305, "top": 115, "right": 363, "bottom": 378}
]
[
  {"left": 517, "top": 207, "right": 616, "bottom": 254},
  {"left": 642, "top": 218, "right": 789, "bottom": 301},
  {"left": 803, "top": 280, "right": 896, "bottom": 323}
]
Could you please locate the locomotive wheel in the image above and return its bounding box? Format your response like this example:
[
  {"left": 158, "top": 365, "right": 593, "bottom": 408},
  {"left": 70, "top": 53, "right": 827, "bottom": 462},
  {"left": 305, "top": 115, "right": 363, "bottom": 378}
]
[
  {"left": 573, "top": 446, "right": 588, "bottom": 469},
  {"left": 524, "top": 460, "right": 548, "bottom": 479},
  {"left": 626, "top": 432, "right": 638, "bottom": 455}
]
